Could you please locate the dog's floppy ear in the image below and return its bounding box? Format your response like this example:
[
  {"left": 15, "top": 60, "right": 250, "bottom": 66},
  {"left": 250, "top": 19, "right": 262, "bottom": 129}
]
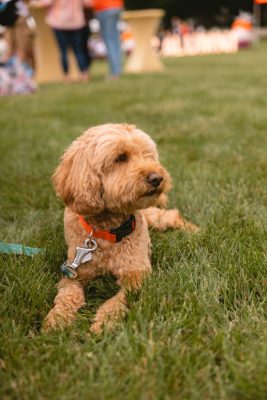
[{"left": 52, "top": 140, "right": 104, "bottom": 215}]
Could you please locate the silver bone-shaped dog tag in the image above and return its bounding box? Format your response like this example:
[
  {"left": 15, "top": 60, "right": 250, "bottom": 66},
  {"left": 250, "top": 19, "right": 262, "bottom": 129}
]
[{"left": 70, "top": 238, "right": 97, "bottom": 270}]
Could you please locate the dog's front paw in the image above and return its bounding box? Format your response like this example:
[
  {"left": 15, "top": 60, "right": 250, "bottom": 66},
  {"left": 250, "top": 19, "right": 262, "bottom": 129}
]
[
  {"left": 171, "top": 210, "right": 200, "bottom": 233},
  {"left": 89, "top": 321, "right": 103, "bottom": 335},
  {"left": 182, "top": 220, "right": 200, "bottom": 233},
  {"left": 41, "top": 308, "right": 74, "bottom": 333},
  {"left": 90, "top": 317, "right": 120, "bottom": 335},
  {"left": 41, "top": 313, "right": 63, "bottom": 333}
]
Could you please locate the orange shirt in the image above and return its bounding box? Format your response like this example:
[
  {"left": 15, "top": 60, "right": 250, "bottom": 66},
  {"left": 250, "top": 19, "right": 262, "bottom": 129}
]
[
  {"left": 92, "top": 0, "right": 124, "bottom": 12},
  {"left": 232, "top": 19, "right": 252, "bottom": 31}
]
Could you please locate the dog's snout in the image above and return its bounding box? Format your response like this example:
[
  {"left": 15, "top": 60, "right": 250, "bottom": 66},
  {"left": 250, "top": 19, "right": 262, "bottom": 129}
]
[{"left": 147, "top": 173, "right": 163, "bottom": 187}]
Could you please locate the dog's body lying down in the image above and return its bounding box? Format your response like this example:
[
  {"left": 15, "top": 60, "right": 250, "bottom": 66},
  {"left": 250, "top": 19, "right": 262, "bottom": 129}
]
[{"left": 43, "top": 124, "right": 198, "bottom": 333}]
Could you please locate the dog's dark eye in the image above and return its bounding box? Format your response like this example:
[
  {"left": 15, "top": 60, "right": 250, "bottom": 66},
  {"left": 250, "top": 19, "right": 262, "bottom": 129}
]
[{"left": 115, "top": 153, "right": 128, "bottom": 162}]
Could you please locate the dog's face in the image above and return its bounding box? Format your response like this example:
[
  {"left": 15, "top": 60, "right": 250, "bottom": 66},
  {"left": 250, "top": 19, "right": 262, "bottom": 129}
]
[{"left": 53, "top": 124, "right": 171, "bottom": 215}]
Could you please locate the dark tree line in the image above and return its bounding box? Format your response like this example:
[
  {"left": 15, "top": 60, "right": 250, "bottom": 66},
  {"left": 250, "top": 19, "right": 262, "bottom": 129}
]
[{"left": 125, "top": 0, "right": 254, "bottom": 27}]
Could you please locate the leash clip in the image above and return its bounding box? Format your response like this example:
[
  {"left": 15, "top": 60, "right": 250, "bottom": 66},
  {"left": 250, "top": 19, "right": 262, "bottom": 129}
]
[
  {"left": 61, "top": 261, "right": 78, "bottom": 279},
  {"left": 61, "top": 238, "right": 98, "bottom": 279}
]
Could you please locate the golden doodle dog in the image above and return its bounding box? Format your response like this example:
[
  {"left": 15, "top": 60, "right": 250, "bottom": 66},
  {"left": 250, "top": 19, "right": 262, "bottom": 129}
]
[{"left": 43, "top": 123, "right": 198, "bottom": 333}]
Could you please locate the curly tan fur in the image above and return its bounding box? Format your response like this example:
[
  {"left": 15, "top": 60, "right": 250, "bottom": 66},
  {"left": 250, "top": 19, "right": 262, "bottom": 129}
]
[{"left": 42, "top": 123, "right": 198, "bottom": 334}]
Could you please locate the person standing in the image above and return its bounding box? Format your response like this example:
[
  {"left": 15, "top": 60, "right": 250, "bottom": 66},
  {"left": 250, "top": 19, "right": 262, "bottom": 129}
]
[
  {"left": 39, "top": 0, "right": 91, "bottom": 82},
  {"left": 92, "top": 0, "right": 123, "bottom": 79},
  {"left": 3, "top": 0, "right": 33, "bottom": 66}
]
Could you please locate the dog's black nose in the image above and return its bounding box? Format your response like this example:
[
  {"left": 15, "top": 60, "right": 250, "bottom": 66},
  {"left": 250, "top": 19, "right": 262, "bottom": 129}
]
[{"left": 147, "top": 173, "right": 163, "bottom": 187}]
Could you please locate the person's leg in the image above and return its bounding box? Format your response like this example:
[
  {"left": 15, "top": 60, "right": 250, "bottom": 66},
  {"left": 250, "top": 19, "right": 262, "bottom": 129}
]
[
  {"left": 81, "top": 26, "right": 91, "bottom": 70},
  {"left": 53, "top": 29, "right": 69, "bottom": 78},
  {"left": 15, "top": 16, "right": 31, "bottom": 64},
  {"left": 69, "top": 28, "right": 90, "bottom": 81},
  {"left": 97, "top": 8, "right": 122, "bottom": 77},
  {"left": 4, "top": 25, "right": 15, "bottom": 61}
]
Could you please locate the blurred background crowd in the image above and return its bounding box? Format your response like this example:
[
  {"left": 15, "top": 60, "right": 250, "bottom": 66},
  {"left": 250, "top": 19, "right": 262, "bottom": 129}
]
[{"left": 0, "top": 0, "right": 266, "bottom": 95}]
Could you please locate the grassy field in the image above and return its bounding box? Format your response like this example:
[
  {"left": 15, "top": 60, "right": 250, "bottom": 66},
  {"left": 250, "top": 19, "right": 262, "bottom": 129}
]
[{"left": 1, "top": 42, "right": 267, "bottom": 400}]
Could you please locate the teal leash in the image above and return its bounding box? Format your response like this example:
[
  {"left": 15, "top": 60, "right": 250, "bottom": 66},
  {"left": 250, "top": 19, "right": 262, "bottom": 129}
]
[{"left": 0, "top": 242, "right": 44, "bottom": 257}]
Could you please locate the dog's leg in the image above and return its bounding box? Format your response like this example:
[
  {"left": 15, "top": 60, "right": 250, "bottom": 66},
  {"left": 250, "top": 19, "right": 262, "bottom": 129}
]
[
  {"left": 90, "top": 288, "right": 127, "bottom": 334},
  {"left": 90, "top": 270, "right": 148, "bottom": 334},
  {"left": 42, "top": 278, "right": 86, "bottom": 332},
  {"left": 141, "top": 207, "right": 199, "bottom": 232}
]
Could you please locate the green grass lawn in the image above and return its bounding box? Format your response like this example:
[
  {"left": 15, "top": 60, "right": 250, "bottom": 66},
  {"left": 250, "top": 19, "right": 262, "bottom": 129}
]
[{"left": 1, "top": 42, "right": 267, "bottom": 399}]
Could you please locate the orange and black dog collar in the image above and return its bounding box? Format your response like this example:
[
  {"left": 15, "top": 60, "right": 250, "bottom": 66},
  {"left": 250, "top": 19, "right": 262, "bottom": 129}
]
[{"left": 78, "top": 214, "right": 136, "bottom": 243}]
